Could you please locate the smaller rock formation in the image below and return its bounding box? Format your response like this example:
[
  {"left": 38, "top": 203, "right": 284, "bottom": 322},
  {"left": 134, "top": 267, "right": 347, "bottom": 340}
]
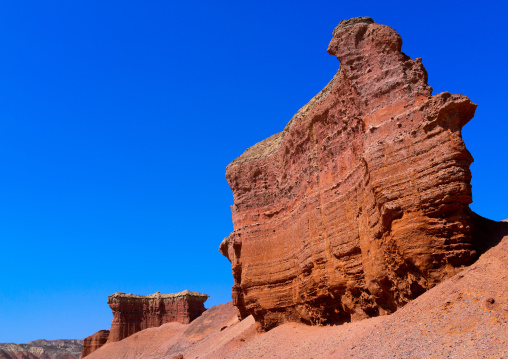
[
  {"left": 107, "top": 290, "right": 209, "bottom": 342},
  {"left": 81, "top": 290, "right": 208, "bottom": 358},
  {"left": 81, "top": 330, "right": 109, "bottom": 358}
]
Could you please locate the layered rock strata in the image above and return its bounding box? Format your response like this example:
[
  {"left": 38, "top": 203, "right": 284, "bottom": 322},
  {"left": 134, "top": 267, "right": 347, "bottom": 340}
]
[
  {"left": 221, "top": 16, "right": 479, "bottom": 330},
  {"left": 81, "top": 290, "right": 208, "bottom": 357}
]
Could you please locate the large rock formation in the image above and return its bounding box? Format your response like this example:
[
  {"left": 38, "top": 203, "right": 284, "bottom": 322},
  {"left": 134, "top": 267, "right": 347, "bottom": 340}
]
[
  {"left": 81, "top": 290, "right": 208, "bottom": 357},
  {"left": 220, "top": 16, "right": 480, "bottom": 331},
  {"left": 0, "top": 339, "right": 82, "bottom": 359}
]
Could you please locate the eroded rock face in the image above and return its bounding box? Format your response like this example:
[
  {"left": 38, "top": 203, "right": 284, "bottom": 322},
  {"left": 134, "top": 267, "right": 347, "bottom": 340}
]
[
  {"left": 107, "top": 290, "right": 208, "bottom": 343},
  {"left": 81, "top": 330, "right": 110, "bottom": 358},
  {"left": 220, "top": 17, "right": 478, "bottom": 331}
]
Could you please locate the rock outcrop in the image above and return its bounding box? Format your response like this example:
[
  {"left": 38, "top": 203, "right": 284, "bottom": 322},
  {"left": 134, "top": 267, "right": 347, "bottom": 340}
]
[
  {"left": 0, "top": 339, "right": 82, "bottom": 359},
  {"left": 81, "top": 330, "right": 109, "bottom": 358},
  {"left": 81, "top": 290, "right": 208, "bottom": 357},
  {"left": 107, "top": 290, "right": 209, "bottom": 342},
  {"left": 220, "top": 16, "right": 480, "bottom": 330}
]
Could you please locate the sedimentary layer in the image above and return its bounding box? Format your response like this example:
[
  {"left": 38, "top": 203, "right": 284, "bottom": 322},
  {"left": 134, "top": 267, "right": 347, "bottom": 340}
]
[{"left": 221, "top": 16, "right": 480, "bottom": 330}]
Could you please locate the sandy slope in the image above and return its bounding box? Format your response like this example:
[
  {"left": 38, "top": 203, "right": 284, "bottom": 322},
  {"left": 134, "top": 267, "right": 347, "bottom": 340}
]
[{"left": 88, "top": 222, "right": 508, "bottom": 359}]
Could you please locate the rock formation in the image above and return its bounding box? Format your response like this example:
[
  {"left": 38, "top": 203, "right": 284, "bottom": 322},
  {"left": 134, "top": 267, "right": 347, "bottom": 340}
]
[
  {"left": 107, "top": 290, "right": 209, "bottom": 342},
  {"left": 0, "top": 339, "right": 82, "bottom": 359},
  {"left": 81, "top": 330, "right": 109, "bottom": 358},
  {"left": 81, "top": 290, "right": 208, "bottom": 357},
  {"left": 220, "top": 16, "right": 480, "bottom": 331}
]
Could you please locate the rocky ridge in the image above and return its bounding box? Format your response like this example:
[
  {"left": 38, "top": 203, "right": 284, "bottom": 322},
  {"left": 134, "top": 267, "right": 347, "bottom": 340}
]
[
  {"left": 0, "top": 339, "right": 82, "bottom": 359},
  {"left": 221, "top": 16, "right": 481, "bottom": 330}
]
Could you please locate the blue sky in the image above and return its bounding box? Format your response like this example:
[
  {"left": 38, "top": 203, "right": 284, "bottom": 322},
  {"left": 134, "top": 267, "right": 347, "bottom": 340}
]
[{"left": 0, "top": 0, "right": 506, "bottom": 344}]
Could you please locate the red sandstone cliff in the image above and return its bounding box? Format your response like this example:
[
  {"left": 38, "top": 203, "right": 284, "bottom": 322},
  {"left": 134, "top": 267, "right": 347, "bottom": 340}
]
[
  {"left": 81, "top": 290, "right": 208, "bottom": 357},
  {"left": 220, "top": 16, "right": 480, "bottom": 331}
]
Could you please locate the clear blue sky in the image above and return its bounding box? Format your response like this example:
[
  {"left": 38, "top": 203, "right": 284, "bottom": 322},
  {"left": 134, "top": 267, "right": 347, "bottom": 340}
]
[{"left": 0, "top": 0, "right": 506, "bottom": 344}]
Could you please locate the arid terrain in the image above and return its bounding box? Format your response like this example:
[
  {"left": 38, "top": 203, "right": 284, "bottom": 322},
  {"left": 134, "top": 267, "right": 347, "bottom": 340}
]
[{"left": 86, "top": 220, "right": 508, "bottom": 358}]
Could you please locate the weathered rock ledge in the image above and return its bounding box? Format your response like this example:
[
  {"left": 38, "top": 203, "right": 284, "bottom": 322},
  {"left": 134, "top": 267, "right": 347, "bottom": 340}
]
[{"left": 221, "top": 16, "right": 481, "bottom": 331}]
